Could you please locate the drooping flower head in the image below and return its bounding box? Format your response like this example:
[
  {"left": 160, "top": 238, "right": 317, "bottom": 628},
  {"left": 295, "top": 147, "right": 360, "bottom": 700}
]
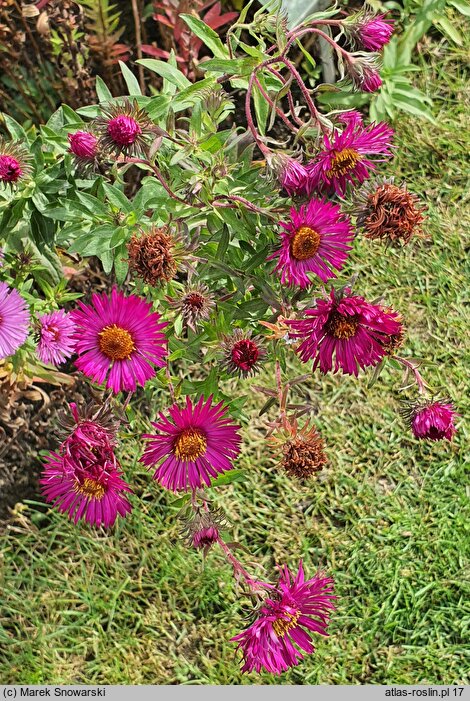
[
  {"left": 0, "top": 139, "right": 32, "bottom": 185},
  {"left": 40, "top": 407, "right": 132, "bottom": 528},
  {"left": 270, "top": 418, "right": 327, "bottom": 479},
  {"left": 346, "top": 53, "right": 383, "bottom": 93},
  {"left": 344, "top": 7, "right": 394, "bottom": 51},
  {"left": 71, "top": 288, "right": 168, "bottom": 393},
  {"left": 166, "top": 282, "right": 215, "bottom": 332},
  {"left": 68, "top": 131, "right": 98, "bottom": 161},
  {"left": 403, "top": 398, "right": 458, "bottom": 441},
  {"left": 266, "top": 152, "right": 309, "bottom": 196},
  {"left": 306, "top": 120, "right": 394, "bottom": 197},
  {"left": 95, "top": 99, "right": 153, "bottom": 156},
  {"left": 127, "top": 226, "right": 189, "bottom": 287},
  {"left": 36, "top": 309, "right": 75, "bottom": 366},
  {"left": 220, "top": 329, "right": 266, "bottom": 377},
  {"left": 141, "top": 395, "right": 242, "bottom": 492},
  {"left": 269, "top": 198, "right": 354, "bottom": 288},
  {"left": 180, "top": 506, "right": 228, "bottom": 553},
  {"left": 355, "top": 178, "right": 426, "bottom": 246},
  {"left": 287, "top": 287, "right": 403, "bottom": 376},
  {"left": 0, "top": 282, "right": 30, "bottom": 359},
  {"left": 232, "top": 561, "right": 335, "bottom": 674}
]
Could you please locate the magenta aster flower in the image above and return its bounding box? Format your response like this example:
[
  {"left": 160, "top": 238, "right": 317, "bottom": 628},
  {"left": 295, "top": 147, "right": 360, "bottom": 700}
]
[
  {"left": 95, "top": 99, "right": 152, "bottom": 156},
  {"left": 269, "top": 199, "right": 354, "bottom": 288},
  {"left": 358, "top": 15, "right": 394, "bottom": 51},
  {"left": 232, "top": 561, "right": 335, "bottom": 674},
  {"left": 287, "top": 288, "right": 403, "bottom": 376},
  {"left": 141, "top": 395, "right": 242, "bottom": 492},
  {"left": 36, "top": 309, "right": 75, "bottom": 366},
  {"left": 40, "top": 430, "right": 132, "bottom": 528},
  {"left": 0, "top": 139, "right": 32, "bottom": 185},
  {"left": 360, "top": 67, "right": 383, "bottom": 93},
  {"left": 0, "top": 282, "right": 30, "bottom": 359},
  {"left": 220, "top": 329, "right": 266, "bottom": 377},
  {"left": 68, "top": 131, "right": 98, "bottom": 160},
  {"left": 306, "top": 120, "right": 393, "bottom": 197},
  {"left": 406, "top": 399, "right": 458, "bottom": 441},
  {"left": 335, "top": 110, "right": 363, "bottom": 128},
  {"left": 71, "top": 288, "right": 168, "bottom": 394},
  {"left": 267, "top": 153, "right": 309, "bottom": 196}
]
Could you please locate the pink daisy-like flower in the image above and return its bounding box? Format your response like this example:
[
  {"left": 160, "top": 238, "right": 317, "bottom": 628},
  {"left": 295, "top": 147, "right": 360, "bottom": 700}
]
[
  {"left": 269, "top": 199, "right": 354, "bottom": 288},
  {"left": 287, "top": 288, "right": 403, "bottom": 376},
  {"left": 68, "top": 131, "right": 98, "bottom": 160},
  {"left": 232, "top": 561, "right": 335, "bottom": 674},
  {"left": 71, "top": 287, "right": 168, "bottom": 394},
  {"left": 40, "top": 427, "right": 132, "bottom": 528},
  {"left": 0, "top": 282, "right": 30, "bottom": 359},
  {"left": 108, "top": 115, "right": 141, "bottom": 146},
  {"left": 406, "top": 399, "right": 458, "bottom": 441},
  {"left": 141, "top": 395, "right": 242, "bottom": 492},
  {"left": 220, "top": 329, "right": 266, "bottom": 377},
  {"left": 359, "top": 15, "right": 394, "bottom": 51},
  {"left": 306, "top": 120, "right": 393, "bottom": 197},
  {"left": 36, "top": 309, "right": 75, "bottom": 366}
]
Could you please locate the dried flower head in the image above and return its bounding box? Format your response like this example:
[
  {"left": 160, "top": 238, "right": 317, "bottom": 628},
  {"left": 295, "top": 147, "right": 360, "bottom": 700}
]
[
  {"left": 355, "top": 178, "right": 426, "bottom": 246},
  {"left": 271, "top": 419, "right": 327, "bottom": 479},
  {"left": 127, "top": 226, "right": 186, "bottom": 287},
  {"left": 220, "top": 329, "right": 266, "bottom": 377},
  {"left": 166, "top": 282, "right": 215, "bottom": 331},
  {"left": 95, "top": 99, "right": 153, "bottom": 156},
  {"left": 0, "top": 139, "right": 32, "bottom": 185}
]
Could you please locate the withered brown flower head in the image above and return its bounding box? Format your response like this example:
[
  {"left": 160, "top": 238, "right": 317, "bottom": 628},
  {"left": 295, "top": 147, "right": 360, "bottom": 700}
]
[
  {"left": 271, "top": 420, "right": 327, "bottom": 479},
  {"left": 167, "top": 282, "right": 215, "bottom": 331},
  {"left": 356, "top": 178, "right": 426, "bottom": 245},
  {"left": 127, "top": 226, "right": 178, "bottom": 286}
]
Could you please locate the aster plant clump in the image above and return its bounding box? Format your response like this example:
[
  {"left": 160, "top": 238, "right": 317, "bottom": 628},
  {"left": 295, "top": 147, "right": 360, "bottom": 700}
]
[{"left": 0, "top": 1, "right": 460, "bottom": 676}]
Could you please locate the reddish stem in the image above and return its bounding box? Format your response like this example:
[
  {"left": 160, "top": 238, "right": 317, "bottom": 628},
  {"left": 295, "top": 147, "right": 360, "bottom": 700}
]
[{"left": 395, "top": 357, "right": 427, "bottom": 394}]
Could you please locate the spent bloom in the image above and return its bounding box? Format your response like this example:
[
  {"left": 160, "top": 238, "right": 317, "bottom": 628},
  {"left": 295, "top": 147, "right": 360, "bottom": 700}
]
[
  {"left": 346, "top": 54, "right": 383, "bottom": 93},
  {"left": 404, "top": 399, "right": 458, "bottom": 441},
  {"left": 141, "top": 395, "right": 242, "bottom": 492},
  {"left": 306, "top": 120, "right": 394, "bottom": 197},
  {"left": 355, "top": 178, "right": 426, "bottom": 245},
  {"left": 68, "top": 131, "right": 98, "bottom": 161},
  {"left": 95, "top": 99, "right": 152, "bottom": 156},
  {"left": 166, "top": 282, "right": 215, "bottom": 332},
  {"left": 0, "top": 139, "right": 32, "bottom": 185},
  {"left": 40, "top": 406, "right": 132, "bottom": 527},
  {"left": 127, "top": 226, "right": 185, "bottom": 287},
  {"left": 36, "top": 309, "right": 75, "bottom": 366},
  {"left": 71, "top": 287, "right": 168, "bottom": 393},
  {"left": 181, "top": 506, "right": 227, "bottom": 553},
  {"left": 232, "top": 561, "right": 335, "bottom": 674},
  {"left": 220, "top": 329, "right": 266, "bottom": 377},
  {"left": 271, "top": 419, "right": 327, "bottom": 479},
  {"left": 269, "top": 198, "right": 354, "bottom": 288},
  {"left": 0, "top": 282, "right": 30, "bottom": 359},
  {"left": 287, "top": 288, "right": 403, "bottom": 376}
]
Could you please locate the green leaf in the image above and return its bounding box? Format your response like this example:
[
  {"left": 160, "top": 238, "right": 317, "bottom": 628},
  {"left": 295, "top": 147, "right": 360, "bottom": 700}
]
[
  {"left": 137, "top": 59, "right": 191, "bottom": 90},
  {"left": 0, "top": 113, "right": 29, "bottom": 142},
  {"left": 252, "top": 74, "right": 269, "bottom": 136},
  {"left": 201, "top": 57, "right": 257, "bottom": 76},
  {"left": 95, "top": 75, "right": 113, "bottom": 103},
  {"left": 433, "top": 14, "right": 463, "bottom": 44},
  {"left": 101, "top": 183, "right": 132, "bottom": 212},
  {"left": 209, "top": 469, "right": 246, "bottom": 488},
  {"left": 448, "top": 0, "right": 470, "bottom": 15},
  {"left": 179, "top": 14, "right": 228, "bottom": 58},
  {"left": 216, "top": 226, "right": 230, "bottom": 260},
  {"left": 119, "top": 61, "right": 142, "bottom": 95}
]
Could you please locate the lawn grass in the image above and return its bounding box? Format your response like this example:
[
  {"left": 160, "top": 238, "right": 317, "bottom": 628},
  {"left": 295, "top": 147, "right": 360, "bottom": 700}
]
[{"left": 0, "top": 36, "right": 469, "bottom": 685}]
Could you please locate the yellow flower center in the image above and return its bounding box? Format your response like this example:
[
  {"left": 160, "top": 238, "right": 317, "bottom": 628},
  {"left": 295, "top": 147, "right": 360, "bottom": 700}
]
[
  {"left": 99, "top": 324, "right": 135, "bottom": 361},
  {"left": 327, "top": 148, "right": 361, "bottom": 178},
  {"left": 174, "top": 428, "right": 207, "bottom": 461},
  {"left": 325, "top": 311, "right": 359, "bottom": 339},
  {"left": 272, "top": 611, "right": 300, "bottom": 638},
  {"left": 75, "top": 477, "right": 106, "bottom": 501},
  {"left": 290, "top": 226, "right": 321, "bottom": 261}
]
